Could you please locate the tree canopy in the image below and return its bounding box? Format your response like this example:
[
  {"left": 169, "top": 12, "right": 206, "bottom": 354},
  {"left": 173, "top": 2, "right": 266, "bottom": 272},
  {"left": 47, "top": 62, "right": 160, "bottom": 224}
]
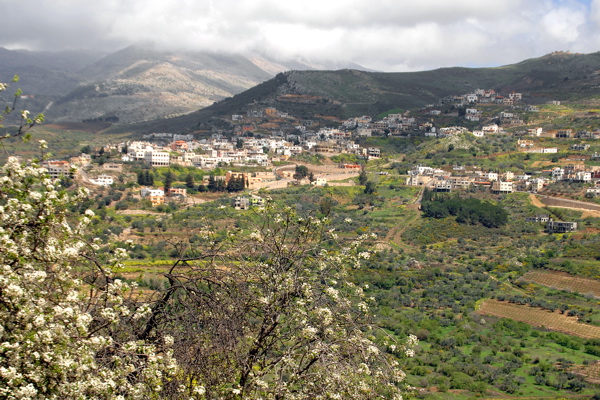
[{"left": 421, "top": 190, "right": 509, "bottom": 228}]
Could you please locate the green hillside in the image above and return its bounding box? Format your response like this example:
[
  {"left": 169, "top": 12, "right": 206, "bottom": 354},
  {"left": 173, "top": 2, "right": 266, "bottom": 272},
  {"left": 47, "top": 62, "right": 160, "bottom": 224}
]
[{"left": 117, "top": 51, "right": 600, "bottom": 135}]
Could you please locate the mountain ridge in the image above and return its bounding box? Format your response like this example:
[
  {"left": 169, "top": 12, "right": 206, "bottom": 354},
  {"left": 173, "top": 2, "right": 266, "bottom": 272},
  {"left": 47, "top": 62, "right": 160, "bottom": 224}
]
[
  {"left": 1, "top": 44, "right": 371, "bottom": 124},
  {"left": 114, "top": 50, "right": 600, "bottom": 135}
]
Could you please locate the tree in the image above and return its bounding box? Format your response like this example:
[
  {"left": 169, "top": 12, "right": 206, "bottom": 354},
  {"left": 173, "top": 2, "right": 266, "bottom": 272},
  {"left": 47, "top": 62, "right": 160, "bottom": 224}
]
[
  {"left": 227, "top": 175, "right": 245, "bottom": 192},
  {"left": 207, "top": 175, "right": 217, "bottom": 192},
  {"left": 358, "top": 168, "right": 368, "bottom": 186},
  {"left": 141, "top": 204, "right": 416, "bottom": 399},
  {"left": 137, "top": 170, "right": 154, "bottom": 186},
  {"left": 0, "top": 80, "right": 178, "bottom": 398},
  {"left": 185, "top": 173, "right": 195, "bottom": 189},
  {"left": 364, "top": 180, "right": 377, "bottom": 195},
  {"left": 163, "top": 170, "right": 174, "bottom": 195},
  {"left": 0, "top": 75, "right": 44, "bottom": 143},
  {"left": 0, "top": 154, "right": 178, "bottom": 399},
  {"left": 293, "top": 165, "right": 309, "bottom": 180},
  {"left": 146, "top": 170, "right": 155, "bottom": 186}
]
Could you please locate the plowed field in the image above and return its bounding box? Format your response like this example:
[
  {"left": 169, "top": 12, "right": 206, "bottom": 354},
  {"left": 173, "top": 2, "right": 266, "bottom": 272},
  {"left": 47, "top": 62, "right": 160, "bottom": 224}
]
[{"left": 478, "top": 299, "right": 600, "bottom": 338}]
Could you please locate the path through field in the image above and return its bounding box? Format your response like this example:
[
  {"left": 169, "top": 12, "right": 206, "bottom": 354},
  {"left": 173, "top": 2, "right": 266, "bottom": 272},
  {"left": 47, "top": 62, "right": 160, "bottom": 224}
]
[{"left": 384, "top": 189, "right": 423, "bottom": 251}]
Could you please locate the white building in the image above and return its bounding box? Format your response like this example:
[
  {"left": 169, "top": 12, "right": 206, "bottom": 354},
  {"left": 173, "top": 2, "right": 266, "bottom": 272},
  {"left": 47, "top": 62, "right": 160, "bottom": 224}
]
[
  {"left": 141, "top": 188, "right": 165, "bottom": 197},
  {"left": 502, "top": 171, "right": 515, "bottom": 181},
  {"left": 551, "top": 167, "right": 564, "bottom": 180},
  {"left": 482, "top": 124, "right": 499, "bottom": 134},
  {"left": 144, "top": 150, "right": 170, "bottom": 167},
  {"left": 90, "top": 174, "right": 114, "bottom": 186},
  {"left": 573, "top": 171, "right": 592, "bottom": 182},
  {"left": 485, "top": 172, "right": 499, "bottom": 181}
]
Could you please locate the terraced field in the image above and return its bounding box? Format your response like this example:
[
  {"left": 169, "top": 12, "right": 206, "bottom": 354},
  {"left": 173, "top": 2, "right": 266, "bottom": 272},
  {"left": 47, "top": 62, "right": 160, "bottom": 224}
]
[
  {"left": 478, "top": 299, "right": 600, "bottom": 339},
  {"left": 523, "top": 270, "right": 600, "bottom": 298}
]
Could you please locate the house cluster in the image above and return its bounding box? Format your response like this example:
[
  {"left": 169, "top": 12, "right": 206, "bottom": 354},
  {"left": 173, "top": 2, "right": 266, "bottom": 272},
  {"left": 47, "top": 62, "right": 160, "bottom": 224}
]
[
  {"left": 406, "top": 164, "right": 549, "bottom": 193},
  {"left": 119, "top": 129, "right": 381, "bottom": 171},
  {"left": 342, "top": 113, "right": 423, "bottom": 137},
  {"left": 408, "top": 160, "right": 600, "bottom": 197},
  {"left": 549, "top": 164, "right": 600, "bottom": 183},
  {"left": 140, "top": 187, "right": 188, "bottom": 207},
  {"left": 438, "top": 89, "right": 523, "bottom": 107}
]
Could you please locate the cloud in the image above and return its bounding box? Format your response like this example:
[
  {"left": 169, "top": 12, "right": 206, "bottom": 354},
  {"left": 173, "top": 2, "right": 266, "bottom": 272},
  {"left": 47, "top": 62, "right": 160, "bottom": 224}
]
[{"left": 1, "top": 0, "right": 598, "bottom": 71}]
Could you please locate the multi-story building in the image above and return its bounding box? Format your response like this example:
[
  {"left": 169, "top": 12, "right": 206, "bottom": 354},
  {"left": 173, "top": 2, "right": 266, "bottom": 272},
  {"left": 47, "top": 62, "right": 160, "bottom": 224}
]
[
  {"left": 546, "top": 220, "right": 577, "bottom": 233},
  {"left": 42, "top": 160, "right": 75, "bottom": 179},
  {"left": 144, "top": 150, "right": 170, "bottom": 167},
  {"left": 491, "top": 180, "right": 514, "bottom": 194}
]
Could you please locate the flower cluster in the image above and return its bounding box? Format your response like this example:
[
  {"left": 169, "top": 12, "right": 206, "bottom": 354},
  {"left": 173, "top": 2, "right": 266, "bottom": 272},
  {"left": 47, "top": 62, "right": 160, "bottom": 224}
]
[
  {"left": 0, "top": 157, "right": 178, "bottom": 399},
  {"left": 153, "top": 202, "right": 413, "bottom": 400}
]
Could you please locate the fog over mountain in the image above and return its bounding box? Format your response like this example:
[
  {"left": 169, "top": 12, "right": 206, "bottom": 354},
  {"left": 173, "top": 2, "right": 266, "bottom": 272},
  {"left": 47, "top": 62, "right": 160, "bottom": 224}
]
[
  {"left": 0, "top": 44, "right": 372, "bottom": 124},
  {"left": 2, "top": 0, "right": 600, "bottom": 72},
  {"left": 3, "top": 0, "right": 600, "bottom": 123}
]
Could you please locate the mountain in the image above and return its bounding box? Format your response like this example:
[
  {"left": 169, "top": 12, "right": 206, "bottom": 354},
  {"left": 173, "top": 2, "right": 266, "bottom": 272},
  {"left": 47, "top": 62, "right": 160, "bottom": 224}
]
[
  {"left": 0, "top": 47, "right": 104, "bottom": 118},
  {"left": 1, "top": 44, "right": 372, "bottom": 125},
  {"left": 44, "top": 45, "right": 283, "bottom": 124},
  {"left": 0, "top": 47, "right": 102, "bottom": 94},
  {"left": 131, "top": 51, "right": 600, "bottom": 134}
]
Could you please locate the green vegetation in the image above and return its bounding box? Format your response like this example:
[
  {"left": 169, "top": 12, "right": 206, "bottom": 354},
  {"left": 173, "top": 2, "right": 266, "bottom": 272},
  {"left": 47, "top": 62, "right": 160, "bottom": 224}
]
[
  {"left": 421, "top": 189, "right": 509, "bottom": 228},
  {"left": 10, "top": 50, "right": 600, "bottom": 398}
]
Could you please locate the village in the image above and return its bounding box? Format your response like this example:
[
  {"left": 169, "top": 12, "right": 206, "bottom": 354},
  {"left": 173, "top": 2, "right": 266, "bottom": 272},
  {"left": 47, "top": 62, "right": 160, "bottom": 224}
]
[{"left": 36, "top": 86, "right": 600, "bottom": 219}]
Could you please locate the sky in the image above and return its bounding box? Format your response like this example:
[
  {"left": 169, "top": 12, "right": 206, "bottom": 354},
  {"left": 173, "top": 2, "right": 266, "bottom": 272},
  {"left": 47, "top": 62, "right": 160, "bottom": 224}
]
[{"left": 2, "top": 0, "right": 600, "bottom": 72}]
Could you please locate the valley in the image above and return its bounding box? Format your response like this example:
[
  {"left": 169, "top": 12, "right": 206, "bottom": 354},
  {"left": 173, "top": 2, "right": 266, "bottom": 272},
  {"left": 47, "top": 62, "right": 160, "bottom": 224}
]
[{"left": 4, "top": 50, "right": 600, "bottom": 399}]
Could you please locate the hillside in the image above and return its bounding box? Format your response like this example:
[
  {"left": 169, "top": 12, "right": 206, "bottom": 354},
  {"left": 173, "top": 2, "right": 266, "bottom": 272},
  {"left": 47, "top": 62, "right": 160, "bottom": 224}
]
[
  {"left": 129, "top": 51, "right": 600, "bottom": 135},
  {"left": 2, "top": 44, "right": 369, "bottom": 125}
]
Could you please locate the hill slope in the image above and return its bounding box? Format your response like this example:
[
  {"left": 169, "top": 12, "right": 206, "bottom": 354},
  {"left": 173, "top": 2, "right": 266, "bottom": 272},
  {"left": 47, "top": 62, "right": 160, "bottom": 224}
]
[
  {"left": 2, "top": 44, "right": 369, "bottom": 125},
  {"left": 134, "top": 51, "right": 600, "bottom": 134}
]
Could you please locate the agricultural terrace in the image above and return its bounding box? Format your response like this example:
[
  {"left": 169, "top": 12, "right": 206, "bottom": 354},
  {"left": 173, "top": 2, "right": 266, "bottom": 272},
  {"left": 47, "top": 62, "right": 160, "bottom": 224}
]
[
  {"left": 478, "top": 299, "right": 600, "bottom": 339},
  {"left": 523, "top": 270, "right": 600, "bottom": 298}
]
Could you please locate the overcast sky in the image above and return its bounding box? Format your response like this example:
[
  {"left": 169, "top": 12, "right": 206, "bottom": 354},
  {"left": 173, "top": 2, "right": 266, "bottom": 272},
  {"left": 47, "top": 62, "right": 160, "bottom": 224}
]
[{"left": 2, "top": 0, "right": 600, "bottom": 72}]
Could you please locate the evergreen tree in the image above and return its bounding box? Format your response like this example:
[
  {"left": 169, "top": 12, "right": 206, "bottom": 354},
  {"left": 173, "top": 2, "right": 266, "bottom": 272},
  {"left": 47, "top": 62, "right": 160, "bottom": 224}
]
[
  {"left": 207, "top": 175, "right": 217, "bottom": 192},
  {"left": 147, "top": 171, "right": 154, "bottom": 186},
  {"left": 185, "top": 173, "right": 195, "bottom": 189},
  {"left": 163, "top": 171, "right": 174, "bottom": 196},
  {"left": 216, "top": 178, "right": 226, "bottom": 192},
  {"left": 364, "top": 180, "right": 376, "bottom": 195},
  {"left": 359, "top": 168, "right": 368, "bottom": 186},
  {"left": 227, "top": 176, "right": 245, "bottom": 192}
]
